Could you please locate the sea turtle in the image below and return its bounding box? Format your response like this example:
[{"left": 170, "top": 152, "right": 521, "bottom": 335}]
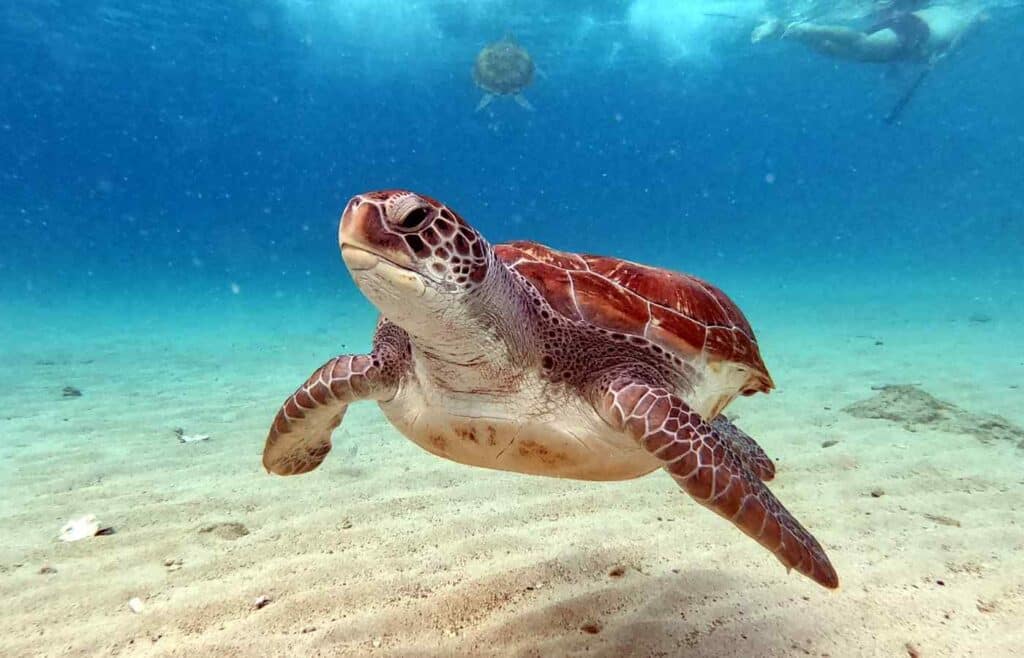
[
  {"left": 472, "top": 35, "right": 535, "bottom": 111},
  {"left": 263, "top": 190, "right": 839, "bottom": 589}
]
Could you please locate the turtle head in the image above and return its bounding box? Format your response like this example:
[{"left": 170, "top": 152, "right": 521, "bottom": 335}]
[{"left": 339, "top": 190, "right": 492, "bottom": 332}]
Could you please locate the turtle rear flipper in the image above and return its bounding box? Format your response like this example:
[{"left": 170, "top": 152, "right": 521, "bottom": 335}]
[
  {"left": 513, "top": 94, "right": 534, "bottom": 111},
  {"left": 476, "top": 94, "right": 495, "bottom": 112},
  {"left": 710, "top": 415, "right": 776, "bottom": 481}
]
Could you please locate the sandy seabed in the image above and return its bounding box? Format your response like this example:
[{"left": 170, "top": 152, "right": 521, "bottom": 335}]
[{"left": 1, "top": 290, "right": 1022, "bottom": 658}]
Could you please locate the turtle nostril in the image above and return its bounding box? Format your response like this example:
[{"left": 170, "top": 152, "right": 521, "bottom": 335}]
[{"left": 398, "top": 207, "right": 431, "bottom": 231}]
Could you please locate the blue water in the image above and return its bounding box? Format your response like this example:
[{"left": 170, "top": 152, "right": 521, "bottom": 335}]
[{"left": 3, "top": 1, "right": 1022, "bottom": 316}]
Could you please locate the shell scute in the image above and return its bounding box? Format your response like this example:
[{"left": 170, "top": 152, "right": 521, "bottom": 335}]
[
  {"left": 473, "top": 39, "right": 535, "bottom": 96},
  {"left": 510, "top": 259, "right": 580, "bottom": 321},
  {"left": 496, "top": 241, "right": 772, "bottom": 392},
  {"left": 569, "top": 270, "right": 648, "bottom": 334},
  {"left": 648, "top": 304, "right": 707, "bottom": 358},
  {"left": 584, "top": 254, "right": 740, "bottom": 331}
]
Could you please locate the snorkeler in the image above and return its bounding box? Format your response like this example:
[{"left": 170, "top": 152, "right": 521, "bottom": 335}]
[{"left": 751, "top": 1, "right": 983, "bottom": 63}]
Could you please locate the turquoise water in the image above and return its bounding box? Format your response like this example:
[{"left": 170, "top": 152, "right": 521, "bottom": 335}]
[{"left": 2, "top": 1, "right": 1023, "bottom": 656}]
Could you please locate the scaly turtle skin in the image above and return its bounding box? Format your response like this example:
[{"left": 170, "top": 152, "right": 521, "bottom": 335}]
[
  {"left": 472, "top": 36, "right": 535, "bottom": 111},
  {"left": 263, "top": 190, "right": 839, "bottom": 589}
]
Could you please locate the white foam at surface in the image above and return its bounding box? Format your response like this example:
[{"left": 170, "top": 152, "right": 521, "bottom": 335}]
[{"left": 626, "top": 0, "right": 767, "bottom": 64}]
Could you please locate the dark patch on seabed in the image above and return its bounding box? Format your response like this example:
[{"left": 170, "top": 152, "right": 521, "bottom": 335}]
[
  {"left": 844, "top": 384, "right": 1024, "bottom": 448},
  {"left": 198, "top": 522, "right": 250, "bottom": 540}
]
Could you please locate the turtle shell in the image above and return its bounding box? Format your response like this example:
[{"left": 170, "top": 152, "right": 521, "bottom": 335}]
[
  {"left": 495, "top": 241, "right": 773, "bottom": 395},
  {"left": 472, "top": 39, "right": 534, "bottom": 95}
]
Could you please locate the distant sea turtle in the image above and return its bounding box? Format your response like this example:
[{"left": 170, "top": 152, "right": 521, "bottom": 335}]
[
  {"left": 263, "top": 190, "right": 839, "bottom": 589},
  {"left": 472, "top": 35, "right": 535, "bottom": 111}
]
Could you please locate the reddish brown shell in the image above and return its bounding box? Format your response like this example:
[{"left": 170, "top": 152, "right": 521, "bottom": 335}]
[{"left": 495, "top": 241, "right": 773, "bottom": 395}]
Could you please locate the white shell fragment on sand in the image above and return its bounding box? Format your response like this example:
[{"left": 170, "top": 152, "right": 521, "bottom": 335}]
[
  {"left": 127, "top": 597, "right": 144, "bottom": 614},
  {"left": 253, "top": 595, "right": 271, "bottom": 609},
  {"left": 59, "top": 515, "right": 100, "bottom": 542},
  {"left": 179, "top": 434, "right": 210, "bottom": 443}
]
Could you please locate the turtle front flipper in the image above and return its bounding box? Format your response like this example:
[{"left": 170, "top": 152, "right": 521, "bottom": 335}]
[
  {"left": 594, "top": 376, "right": 838, "bottom": 589},
  {"left": 263, "top": 322, "right": 410, "bottom": 476}
]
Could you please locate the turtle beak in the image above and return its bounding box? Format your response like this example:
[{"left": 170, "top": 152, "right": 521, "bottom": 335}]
[{"left": 339, "top": 196, "right": 415, "bottom": 271}]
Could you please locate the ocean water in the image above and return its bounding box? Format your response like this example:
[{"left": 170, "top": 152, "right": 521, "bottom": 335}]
[{"left": 2, "top": 1, "right": 1023, "bottom": 656}]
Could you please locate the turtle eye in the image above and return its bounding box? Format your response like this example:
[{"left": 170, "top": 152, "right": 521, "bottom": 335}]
[{"left": 398, "top": 207, "right": 431, "bottom": 231}]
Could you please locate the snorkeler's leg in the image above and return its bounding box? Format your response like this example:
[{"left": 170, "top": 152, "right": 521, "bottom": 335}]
[
  {"left": 751, "top": 18, "right": 784, "bottom": 43},
  {"left": 784, "top": 23, "right": 902, "bottom": 62}
]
